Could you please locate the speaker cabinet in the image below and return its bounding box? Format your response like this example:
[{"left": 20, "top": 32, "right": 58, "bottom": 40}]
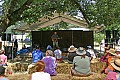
[
  {"left": 112, "top": 30, "right": 118, "bottom": 39},
  {"left": 105, "top": 30, "right": 111, "bottom": 39}
]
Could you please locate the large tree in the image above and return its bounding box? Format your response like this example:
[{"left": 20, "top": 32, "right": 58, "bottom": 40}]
[{"left": 1, "top": 0, "right": 120, "bottom": 32}]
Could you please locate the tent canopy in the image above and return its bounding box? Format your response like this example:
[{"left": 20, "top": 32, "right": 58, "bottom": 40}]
[{"left": 13, "top": 13, "right": 88, "bottom": 32}]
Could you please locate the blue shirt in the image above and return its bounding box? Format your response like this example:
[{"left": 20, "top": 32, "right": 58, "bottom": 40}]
[{"left": 32, "top": 50, "right": 43, "bottom": 63}]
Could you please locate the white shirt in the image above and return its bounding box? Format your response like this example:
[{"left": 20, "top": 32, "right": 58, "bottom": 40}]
[
  {"left": 31, "top": 72, "right": 51, "bottom": 80},
  {"left": 87, "top": 49, "right": 96, "bottom": 58},
  {"left": 54, "top": 49, "right": 62, "bottom": 59}
]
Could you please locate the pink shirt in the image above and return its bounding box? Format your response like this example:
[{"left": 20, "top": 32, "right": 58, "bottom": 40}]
[
  {"left": 105, "top": 72, "right": 117, "bottom": 80},
  {"left": 0, "top": 54, "right": 7, "bottom": 65}
]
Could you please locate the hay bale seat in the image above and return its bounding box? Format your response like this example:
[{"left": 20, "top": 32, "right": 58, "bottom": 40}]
[
  {"left": 7, "top": 59, "right": 106, "bottom": 79},
  {"left": 9, "top": 59, "right": 106, "bottom": 73}
]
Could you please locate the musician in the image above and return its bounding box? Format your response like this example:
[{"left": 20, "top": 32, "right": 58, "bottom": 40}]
[{"left": 51, "top": 32, "right": 59, "bottom": 49}]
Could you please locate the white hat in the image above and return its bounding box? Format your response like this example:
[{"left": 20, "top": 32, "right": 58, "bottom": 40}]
[
  {"left": 68, "top": 45, "right": 77, "bottom": 52},
  {"left": 87, "top": 46, "right": 92, "bottom": 49}
]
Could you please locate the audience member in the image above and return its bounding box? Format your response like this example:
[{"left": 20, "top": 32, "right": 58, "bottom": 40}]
[
  {"left": 32, "top": 45, "right": 43, "bottom": 63},
  {"left": 105, "top": 59, "right": 120, "bottom": 80},
  {"left": 104, "top": 48, "right": 116, "bottom": 74},
  {"left": 54, "top": 47, "right": 62, "bottom": 62},
  {"left": 31, "top": 60, "right": 51, "bottom": 80},
  {"left": 0, "top": 66, "right": 9, "bottom": 80},
  {"left": 46, "top": 45, "right": 53, "bottom": 51},
  {"left": 101, "top": 48, "right": 115, "bottom": 73},
  {"left": 83, "top": 47, "right": 92, "bottom": 61},
  {"left": 42, "top": 50, "right": 57, "bottom": 76},
  {"left": 0, "top": 50, "right": 7, "bottom": 66},
  {"left": 67, "top": 45, "right": 77, "bottom": 63},
  {"left": 87, "top": 46, "right": 96, "bottom": 58},
  {"left": 70, "top": 47, "right": 93, "bottom": 77},
  {"left": 100, "top": 44, "right": 113, "bottom": 63},
  {"left": 115, "top": 48, "right": 120, "bottom": 58}
]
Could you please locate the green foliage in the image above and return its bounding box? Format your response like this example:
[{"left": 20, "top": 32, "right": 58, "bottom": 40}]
[
  {"left": 94, "top": 32, "right": 105, "bottom": 44},
  {"left": 1, "top": 0, "right": 120, "bottom": 33}
]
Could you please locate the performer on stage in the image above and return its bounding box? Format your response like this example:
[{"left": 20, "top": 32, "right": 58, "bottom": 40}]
[{"left": 51, "top": 32, "right": 59, "bottom": 49}]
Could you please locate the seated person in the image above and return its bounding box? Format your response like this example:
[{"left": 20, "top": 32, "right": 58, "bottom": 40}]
[
  {"left": 31, "top": 60, "right": 51, "bottom": 80},
  {"left": 54, "top": 47, "right": 62, "bottom": 62},
  {"left": 70, "top": 47, "right": 93, "bottom": 77},
  {"left": 105, "top": 58, "right": 120, "bottom": 80},
  {"left": 16, "top": 48, "right": 29, "bottom": 55},
  {"left": 0, "top": 50, "right": 7, "bottom": 66},
  {"left": 32, "top": 45, "right": 43, "bottom": 63},
  {"left": 104, "top": 48, "right": 116, "bottom": 74},
  {"left": 114, "top": 48, "right": 120, "bottom": 58},
  {"left": 101, "top": 48, "right": 116, "bottom": 74},
  {"left": 0, "top": 66, "right": 9, "bottom": 80},
  {"left": 42, "top": 50, "right": 57, "bottom": 76},
  {"left": 86, "top": 46, "right": 96, "bottom": 58},
  {"left": 67, "top": 45, "right": 77, "bottom": 63},
  {"left": 46, "top": 45, "right": 53, "bottom": 51}
]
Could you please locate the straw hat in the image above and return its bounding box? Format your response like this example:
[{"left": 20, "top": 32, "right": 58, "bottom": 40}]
[
  {"left": 110, "top": 59, "right": 120, "bottom": 71},
  {"left": 68, "top": 45, "right": 77, "bottom": 52},
  {"left": 76, "top": 47, "right": 86, "bottom": 55},
  {"left": 108, "top": 48, "right": 116, "bottom": 56}
]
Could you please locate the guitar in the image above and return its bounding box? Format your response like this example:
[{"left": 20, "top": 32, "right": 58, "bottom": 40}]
[{"left": 52, "top": 37, "right": 62, "bottom": 42}]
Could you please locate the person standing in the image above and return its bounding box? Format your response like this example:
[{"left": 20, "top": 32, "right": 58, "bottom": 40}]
[
  {"left": 32, "top": 45, "right": 43, "bottom": 63},
  {"left": 13, "top": 39, "right": 18, "bottom": 58},
  {"left": 51, "top": 32, "right": 59, "bottom": 49}
]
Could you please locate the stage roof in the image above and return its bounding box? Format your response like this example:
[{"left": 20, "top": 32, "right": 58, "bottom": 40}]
[{"left": 13, "top": 13, "right": 88, "bottom": 32}]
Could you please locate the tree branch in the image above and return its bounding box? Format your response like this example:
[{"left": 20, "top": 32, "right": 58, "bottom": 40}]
[
  {"left": 70, "top": 0, "right": 90, "bottom": 25},
  {"left": 8, "top": 0, "right": 33, "bottom": 22}
]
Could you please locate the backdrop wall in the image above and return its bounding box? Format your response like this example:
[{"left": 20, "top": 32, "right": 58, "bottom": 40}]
[{"left": 32, "top": 30, "right": 94, "bottom": 51}]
